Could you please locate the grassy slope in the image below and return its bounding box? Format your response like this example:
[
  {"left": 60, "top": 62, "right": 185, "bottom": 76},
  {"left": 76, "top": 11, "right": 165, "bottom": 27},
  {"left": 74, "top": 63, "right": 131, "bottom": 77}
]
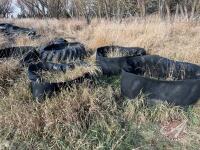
[{"left": 0, "top": 16, "right": 200, "bottom": 149}]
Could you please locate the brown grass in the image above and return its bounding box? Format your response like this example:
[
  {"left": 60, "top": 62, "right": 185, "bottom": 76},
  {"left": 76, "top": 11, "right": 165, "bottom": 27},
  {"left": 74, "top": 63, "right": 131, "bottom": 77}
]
[
  {"left": 0, "top": 16, "right": 200, "bottom": 149},
  {"left": 0, "top": 59, "right": 21, "bottom": 96},
  {"left": 43, "top": 62, "right": 101, "bottom": 82},
  {"left": 2, "top": 16, "right": 200, "bottom": 64}
]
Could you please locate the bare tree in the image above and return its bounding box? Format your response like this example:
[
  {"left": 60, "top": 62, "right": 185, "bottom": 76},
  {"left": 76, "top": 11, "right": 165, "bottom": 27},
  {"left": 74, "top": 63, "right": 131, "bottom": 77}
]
[
  {"left": 0, "top": 0, "right": 13, "bottom": 18},
  {"left": 17, "top": 0, "right": 69, "bottom": 18},
  {"left": 137, "top": 0, "right": 146, "bottom": 17},
  {"left": 15, "top": 0, "right": 200, "bottom": 20}
]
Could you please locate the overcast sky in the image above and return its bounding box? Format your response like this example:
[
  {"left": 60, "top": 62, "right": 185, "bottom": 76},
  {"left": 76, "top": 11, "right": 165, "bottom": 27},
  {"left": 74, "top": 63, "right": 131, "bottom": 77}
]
[{"left": 12, "top": 0, "right": 21, "bottom": 17}]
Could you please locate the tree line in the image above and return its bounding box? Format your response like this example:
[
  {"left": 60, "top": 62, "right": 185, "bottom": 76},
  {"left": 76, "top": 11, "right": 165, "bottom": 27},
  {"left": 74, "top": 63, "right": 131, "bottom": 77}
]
[
  {"left": 0, "top": 0, "right": 200, "bottom": 21},
  {"left": 0, "top": 0, "right": 13, "bottom": 18}
]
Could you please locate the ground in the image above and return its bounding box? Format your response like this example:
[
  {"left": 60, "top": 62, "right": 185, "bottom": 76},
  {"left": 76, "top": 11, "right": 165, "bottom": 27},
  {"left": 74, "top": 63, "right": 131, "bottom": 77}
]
[{"left": 0, "top": 16, "right": 200, "bottom": 149}]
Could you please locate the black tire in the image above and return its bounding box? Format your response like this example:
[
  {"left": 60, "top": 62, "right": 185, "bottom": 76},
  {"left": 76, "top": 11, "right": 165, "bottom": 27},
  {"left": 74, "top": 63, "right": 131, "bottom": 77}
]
[
  {"left": 96, "top": 46, "right": 146, "bottom": 75},
  {"left": 28, "top": 62, "right": 93, "bottom": 102},
  {"left": 0, "top": 46, "right": 36, "bottom": 58},
  {"left": 2, "top": 37, "right": 199, "bottom": 106},
  {"left": 0, "top": 23, "right": 38, "bottom": 38},
  {"left": 39, "top": 38, "right": 86, "bottom": 63},
  {"left": 121, "top": 55, "right": 200, "bottom": 106}
]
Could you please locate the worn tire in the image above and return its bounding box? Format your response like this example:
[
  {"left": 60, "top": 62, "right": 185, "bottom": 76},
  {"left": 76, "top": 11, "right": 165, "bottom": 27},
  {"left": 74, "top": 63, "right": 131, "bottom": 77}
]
[
  {"left": 28, "top": 62, "right": 93, "bottom": 102},
  {"left": 121, "top": 55, "right": 200, "bottom": 106},
  {"left": 39, "top": 38, "right": 87, "bottom": 62},
  {"left": 96, "top": 46, "right": 146, "bottom": 75}
]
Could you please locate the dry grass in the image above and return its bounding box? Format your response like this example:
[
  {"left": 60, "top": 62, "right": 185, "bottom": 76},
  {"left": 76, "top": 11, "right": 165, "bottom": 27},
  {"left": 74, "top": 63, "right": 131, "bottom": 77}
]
[
  {"left": 0, "top": 34, "right": 10, "bottom": 48},
  {"left": 2, "top": 16, "right": 200, "bottom": 63},
  {"left": 0, "top": 16, "right": 200, "bottom": 149},
  {"left": 0, "top": 59, "right": 21, "bottom": 97},
  {"left": 43, "top": 62, "right": 101, "bottom": 82},
  {"left": 106, "top": 47, "right": 137, "bottom": 58}
]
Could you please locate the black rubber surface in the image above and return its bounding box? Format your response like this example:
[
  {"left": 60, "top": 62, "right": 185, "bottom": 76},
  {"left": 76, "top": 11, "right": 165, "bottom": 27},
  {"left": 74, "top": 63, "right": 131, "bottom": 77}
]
[
  {"left": 121, "top": 55, "right": 200, "bottom": 106},
  {"left": 27, "top": 38, "right": 90, "bottom": 101},
  {"left": 29, "top": 44, "right": 147, "bottom": 101},
  {"left": 28, "top": 62, "right": 93, "bottom": 101},
  {"left": 96, "top": 46, "right": 146, "bottom": 75},
  {"left": 0, "top": 23, "right": 38, "bottom": 38},
  {"left": 0, "top": 46, "right": 35, "bottom": 57},
  {"left": 1, "top": 36, "right": 200, "bottom": 106},
  {"left": 0, "top": 43, "right": 91, "bottom": 101},
  {"left": 0, "top": 39, "right": 89, "bottom": 102},
  {"left": 0, "top": 46, "right": 38, "bottom": 66},
  {"left": 39, "top": 38, "right": 87, "bottom": 62}
]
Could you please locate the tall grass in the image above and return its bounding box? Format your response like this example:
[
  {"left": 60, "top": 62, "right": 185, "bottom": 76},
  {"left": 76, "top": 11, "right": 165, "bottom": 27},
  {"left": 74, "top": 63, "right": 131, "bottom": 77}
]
[{"left": 0, "top": 16, "right": 200, "bottom": 149}]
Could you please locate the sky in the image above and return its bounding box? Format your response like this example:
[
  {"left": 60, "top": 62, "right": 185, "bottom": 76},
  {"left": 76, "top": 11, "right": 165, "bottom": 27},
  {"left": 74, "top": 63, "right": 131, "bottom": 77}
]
[{"left": 12, "top": 0, "right": 21, "bottom": 17}]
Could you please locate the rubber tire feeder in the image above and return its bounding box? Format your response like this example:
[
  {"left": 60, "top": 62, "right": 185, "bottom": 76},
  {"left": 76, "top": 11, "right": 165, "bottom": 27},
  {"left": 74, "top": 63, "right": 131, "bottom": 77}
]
[
  {"left": 96, "top": 46, "right": 146, "bottom": 75},
  {"left": 39, "top": 38, "right": 87, "bottom": 62},
  {"left": 121, "top": 55, "right": 200, "bottom": 106}
]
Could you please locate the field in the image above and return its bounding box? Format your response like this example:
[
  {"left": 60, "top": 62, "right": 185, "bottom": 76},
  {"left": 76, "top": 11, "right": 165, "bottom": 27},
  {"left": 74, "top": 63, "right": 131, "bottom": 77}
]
[{"left": 0, "top": 16, "right": 200, "bottom": 149}]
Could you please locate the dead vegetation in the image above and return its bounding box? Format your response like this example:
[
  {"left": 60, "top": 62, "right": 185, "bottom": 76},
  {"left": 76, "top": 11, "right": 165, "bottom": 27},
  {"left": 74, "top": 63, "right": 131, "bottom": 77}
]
[
  {"left": 0, "top": 16, "right": 200, "bottom": 149},
  {"left": 42, "top": 62, "right": 101, "bottom": 82},
  {"left": 0, "top": 59, "right": 21, "bottom": 96}
]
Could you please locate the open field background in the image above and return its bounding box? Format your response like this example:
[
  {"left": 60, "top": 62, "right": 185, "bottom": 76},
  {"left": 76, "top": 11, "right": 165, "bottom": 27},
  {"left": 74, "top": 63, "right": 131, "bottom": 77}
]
[{"left": 0, "top": 16, "right": 200, "bottom": 149}]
